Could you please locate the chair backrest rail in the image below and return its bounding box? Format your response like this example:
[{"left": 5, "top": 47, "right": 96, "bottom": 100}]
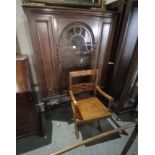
[
  {"left": 70, "top": 69, "right": 98, "bottom": 78},
  {"left": 71, "top": 82, "right": 96, "bottom": 94}
]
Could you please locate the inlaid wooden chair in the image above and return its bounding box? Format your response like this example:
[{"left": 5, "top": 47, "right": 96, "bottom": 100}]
[{"left": 69, "top": 69, "right": 114, "bottom": 139}]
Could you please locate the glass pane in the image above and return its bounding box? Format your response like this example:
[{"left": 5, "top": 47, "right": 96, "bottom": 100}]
[{"left": 58, "top": 23, "right": 94, "bottom": 90}]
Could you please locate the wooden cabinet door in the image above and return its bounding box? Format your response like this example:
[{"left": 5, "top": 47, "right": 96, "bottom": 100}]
[
  {"left": 29, "top": 16, "right": 57, "bottom": 98},
  {"left": 52, "top": 16, "right": 101, "bottom": 91},
  {"left": 25, "top": 6, "right": 117, "bottom": 100},
  {"left": 97, "top": 18, "right": 117, "bottom": 87},
  {"left": 52, "top": 16, "right": 115, "bottom": 91}
]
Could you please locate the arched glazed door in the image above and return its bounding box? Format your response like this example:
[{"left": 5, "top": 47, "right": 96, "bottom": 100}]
[
  {"left": 52, "top": 15, "right": 102, "bottom": 92},
  {"left": 57, "top": 22, "right": 96, "bottom": 90}
]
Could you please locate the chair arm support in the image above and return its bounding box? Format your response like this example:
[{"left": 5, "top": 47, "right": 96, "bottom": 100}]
[
  {"left": 69, "top": 90, "right": 77, "bottom": 106},
  {"left": 96, "top": 86, "right": 114, "bottom": 103},
  {"left": 69, "top": 90, "right": 78, "bottom": 119},
  {"left": 71, "top": 101, "right": 77, "bottom": 119}
]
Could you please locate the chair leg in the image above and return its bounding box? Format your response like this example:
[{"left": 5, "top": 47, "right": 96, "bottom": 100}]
[
  {"left": 74, "top": 123, "right": 79, "bottom": 139},
  {"left": 97, "top": 120, "right": 102, "bottom": 132}
]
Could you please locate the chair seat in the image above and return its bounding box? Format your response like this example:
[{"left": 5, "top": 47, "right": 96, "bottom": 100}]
[{"left": 76, "top": 97, "right": 112, "bottom": 122}]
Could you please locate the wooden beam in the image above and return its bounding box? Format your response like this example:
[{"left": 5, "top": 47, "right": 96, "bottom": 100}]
[
  {"left": 50, "top": 122, "right": 137, "bottom": 155},
  {"left": 120, "top": 123, "right": 138, "bottom": 155}
]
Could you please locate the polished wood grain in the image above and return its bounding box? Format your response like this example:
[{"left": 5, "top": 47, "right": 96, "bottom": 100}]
[
  {"left": 33, "top": 17, "right": 56, "bottom": 97},
  {"left": 23, "top": 5, "right": 118, "bottom": 102},
  {"left": 69, "top": 90, "right": 77, "bottom": 106},
  {"left": 96, "top": 85, "right": 113, "bottom": 102},
  {"left": 69, "top": 69, "right": 113, "bottom": 138},
  {"left": 71, "top": 83, "right": 96, "bottom": 94},
  {"left": 16, "top": 55, "right": 31, "bottom": 93},
  {"left": 70, "top": 69, "right": 98, "bottom": 78}
]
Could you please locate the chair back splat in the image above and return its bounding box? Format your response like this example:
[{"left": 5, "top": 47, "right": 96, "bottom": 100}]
[{"left": 69, "top": 69, "right": 98, "bottom": 94}]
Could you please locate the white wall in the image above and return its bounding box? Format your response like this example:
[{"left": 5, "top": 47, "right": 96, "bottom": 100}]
[
  {"left": 16, "top": 0, "right": 38, "bottom": 86},
  {"left": 106, "top": 0, "right": 117, "bottom": 4}
]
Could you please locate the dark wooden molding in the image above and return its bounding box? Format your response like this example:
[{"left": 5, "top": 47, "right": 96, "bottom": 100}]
[{"left": 23, "top": 4, "right": 118, "bottom": 18}]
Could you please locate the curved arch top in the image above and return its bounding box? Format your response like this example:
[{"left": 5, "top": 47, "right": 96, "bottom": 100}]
[{"left": 59, "top": 22, "right": 95, "bottom": 55}]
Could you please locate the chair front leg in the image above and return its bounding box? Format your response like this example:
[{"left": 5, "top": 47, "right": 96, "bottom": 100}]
[
  {"left": 74, "top": 122, "right": 79, "bottom": 139},
  {"left": 108, "top": 102, "right": 112, "bottom": 112},
  {"left": 97, "top": 120, "right": 102, "bottom": 132}
]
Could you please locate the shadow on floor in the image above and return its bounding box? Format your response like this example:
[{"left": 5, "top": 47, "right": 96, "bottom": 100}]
[
  {"left": 16, "top": 106, "right": 74, "bottom": 154},
  {"left": 45, "top": 105, "right": 73, "bottom": 124},
  {"left": 117, "top": 111, "right": 138, "bottom": 122},
  {"left": 17, "top": 105, "right": 134, "bottom": 154},
  {"left": 16, "top": 112, "right": 52, "bottom": 155},
  {"left": 46, "top": 105, "right": 123, "bottom": 146},
  {"left": 79, "top": 119, "right": 121, "bottom": 146}
]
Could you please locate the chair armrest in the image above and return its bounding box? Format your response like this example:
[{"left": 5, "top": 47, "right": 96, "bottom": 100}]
[
  {"left": 96, "top": 86, "right": 114, "bottom": 103},
  {"left": 69, "top": 90, "right": 77, "bottom": 106},
  {"left": 96, "top": 86, "right": 114, "bottom": 111},
  {"left": 69, "top": 90, "right": 77, "bottom": 119}
]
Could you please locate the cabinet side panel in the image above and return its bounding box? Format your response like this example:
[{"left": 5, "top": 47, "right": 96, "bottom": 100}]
[{"left": 35, "top": 20, "right": 55, "bottom": 97}]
